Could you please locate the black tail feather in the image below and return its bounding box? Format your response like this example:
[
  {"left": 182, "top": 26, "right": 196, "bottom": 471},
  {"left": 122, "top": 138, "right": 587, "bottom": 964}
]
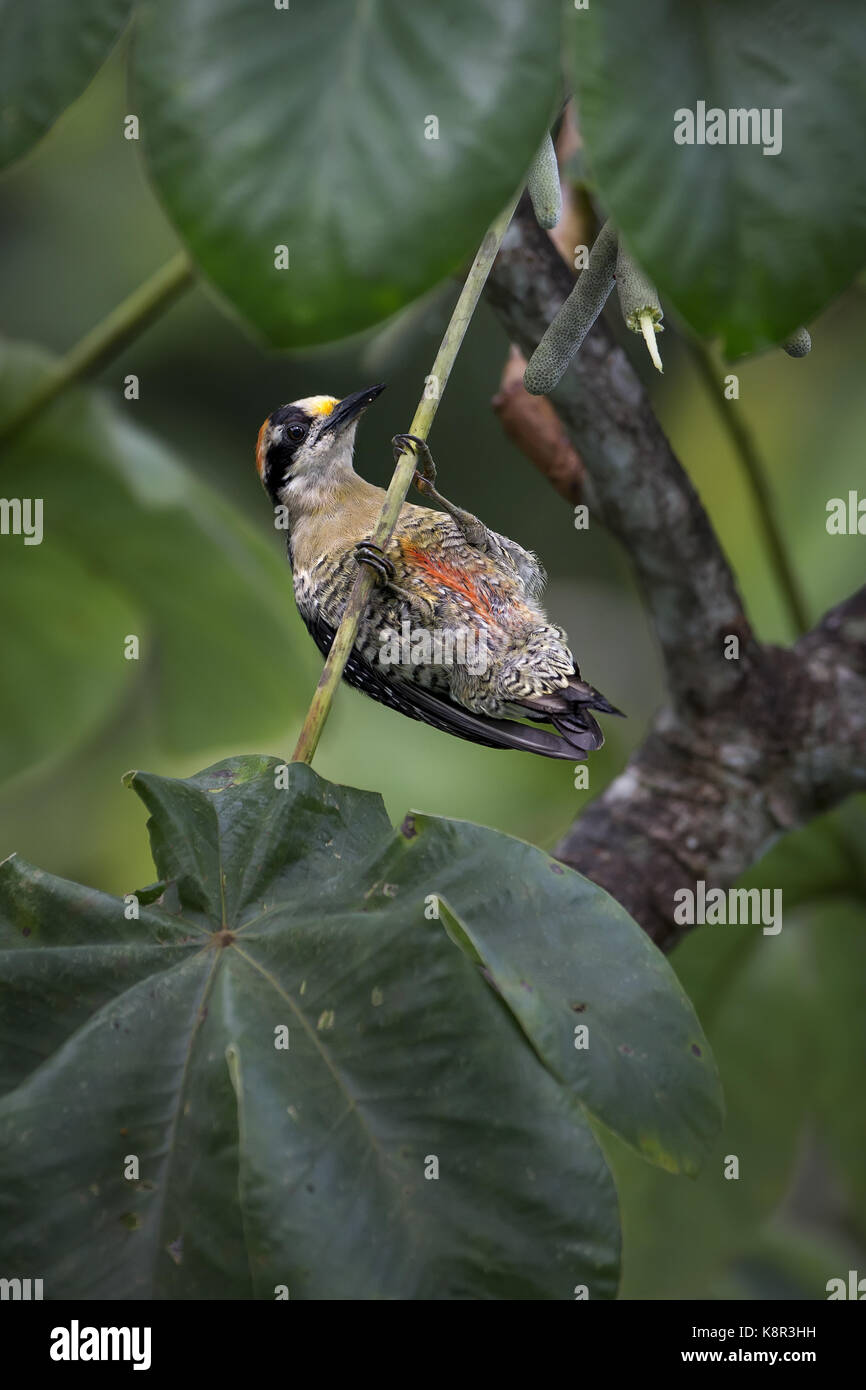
[
  {"left": 566, "top": 678, "right": 625, "bottom": 718},
  {"left": 550, "top": 708, "right": 604, "bottom": 753},
  {"left": 521, "top": 674, "right": 623, "bottom": 757}
]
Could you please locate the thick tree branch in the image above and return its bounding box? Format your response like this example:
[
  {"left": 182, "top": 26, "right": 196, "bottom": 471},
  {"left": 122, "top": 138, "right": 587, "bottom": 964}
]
[
  {"left": 554, "top": 586, "right": 866, "bottom": 952},
  {"left": 487, "top": 201, "right": 754, "bottom": 716},
  {"left": 485, "top": 200, "right": 866, "bottom": 950}
]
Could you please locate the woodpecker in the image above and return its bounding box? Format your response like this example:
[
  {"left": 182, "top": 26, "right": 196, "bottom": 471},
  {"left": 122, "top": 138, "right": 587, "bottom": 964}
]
[{"left": 256, "top": 384, "right": 621, "bottom": 760}]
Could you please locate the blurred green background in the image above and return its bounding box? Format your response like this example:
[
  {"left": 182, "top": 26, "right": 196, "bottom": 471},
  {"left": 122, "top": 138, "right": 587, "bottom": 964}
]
[{"left": 2, "top": 43, "right": 865, "bottom": 1299}]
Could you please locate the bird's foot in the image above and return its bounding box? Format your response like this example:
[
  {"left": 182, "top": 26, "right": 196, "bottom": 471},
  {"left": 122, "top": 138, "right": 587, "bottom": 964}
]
[
  {"left": 354, "top": 540, "right": 395, "bottom": 585},
  {"left": 393, "top": 433, "right": 437, "bottom": 491}
]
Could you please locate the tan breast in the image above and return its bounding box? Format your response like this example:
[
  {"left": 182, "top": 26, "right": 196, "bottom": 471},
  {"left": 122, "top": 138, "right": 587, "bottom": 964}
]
[
  {"left": 289, "top": 474, "right": 454, "bottom": 574},
  {"left": 289, "top": 476, "right": 386, "bottom": 571}
]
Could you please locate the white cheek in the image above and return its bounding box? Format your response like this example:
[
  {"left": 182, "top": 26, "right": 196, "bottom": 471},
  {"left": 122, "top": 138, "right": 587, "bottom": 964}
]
[
  {"left": 327, "top": 428, "right": 358, "bottom": 470},
  {"left": 294, "top": 428, "right": 355, "bottom": 476}
]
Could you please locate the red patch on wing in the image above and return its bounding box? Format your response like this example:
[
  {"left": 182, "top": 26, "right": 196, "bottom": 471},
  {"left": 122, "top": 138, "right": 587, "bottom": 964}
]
[{"left": 402, "top": 544, "right": 495, "bottom": 616}]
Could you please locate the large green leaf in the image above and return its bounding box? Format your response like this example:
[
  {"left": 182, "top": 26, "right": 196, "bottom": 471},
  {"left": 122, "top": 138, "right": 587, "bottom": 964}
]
[
  {"left": 0, "top": 0, "right": 133, "bottom": 169},
  {"left": 132, "top": 0, "right": 561, "bottom": 346},
  {"left": 0, "top": 757, "right": 722, "bottom": 1298},
  {"left": 0, "top": 341, "right": 316, "bottom": 781},
  {"left": 389, "top": 818, "right": 721, "bottom": 1176},
  {"left": 570, "top": 0, "right": 866, "bottom": 355}
]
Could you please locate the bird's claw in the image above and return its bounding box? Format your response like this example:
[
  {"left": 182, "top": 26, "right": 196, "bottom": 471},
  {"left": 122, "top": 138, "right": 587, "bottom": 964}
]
[
  {"left": 393, "top": 433, "right": 437, "bottom": 484},
  {"left": 354, "top": 540, "right": 395, "bottom": 584}
]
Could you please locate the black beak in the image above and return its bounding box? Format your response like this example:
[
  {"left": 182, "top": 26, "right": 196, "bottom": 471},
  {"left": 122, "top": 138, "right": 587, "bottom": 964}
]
[{"left": 320, "top": 383, "right": 386, "bottom": 436}]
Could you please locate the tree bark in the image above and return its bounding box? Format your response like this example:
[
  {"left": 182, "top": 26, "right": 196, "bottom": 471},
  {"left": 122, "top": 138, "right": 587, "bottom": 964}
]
[{"left": 486, "top": 201, "right": 866, "bottom": 950}]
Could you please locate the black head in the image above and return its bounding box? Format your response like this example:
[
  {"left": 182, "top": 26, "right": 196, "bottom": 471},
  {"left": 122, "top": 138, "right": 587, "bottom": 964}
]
[{"left": 255, "top": 385, "right": 385, "bottom": 504}]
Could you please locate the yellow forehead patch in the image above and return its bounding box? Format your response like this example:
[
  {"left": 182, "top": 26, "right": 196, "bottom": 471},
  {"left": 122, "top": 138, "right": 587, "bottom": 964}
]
[{"left": 293, "top": 394, "right": 338, "bottom": 418}]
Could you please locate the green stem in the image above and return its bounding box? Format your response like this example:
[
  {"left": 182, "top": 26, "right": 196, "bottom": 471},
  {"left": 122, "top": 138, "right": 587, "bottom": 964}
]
[
  {"left": 0, "top": 251, "right": 195, "bottom": 444},
  {"left": 291, "top": 193, "right": 519, "bottom": 765},
  {"left": 686, "top": 336, "right": 810, "bottom": 636}
]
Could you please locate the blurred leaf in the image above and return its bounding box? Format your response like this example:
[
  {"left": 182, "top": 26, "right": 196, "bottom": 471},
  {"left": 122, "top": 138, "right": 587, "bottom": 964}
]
[
  {"left": 359, "top": 282, "right": 454, "bottom": 378},
  {"left": 0, "top": 542, "right": 137, "bottom": 782},
  {"left": 807, "top": 898, "right": 866, "bottom": 1237},
  {"left": 0, "top": 757, "right": 623, "bottom": 1299},
  {"left": 607, "top": 806, "right": 866, "bottom": 1296},
  {"left": 0, "top": 340, "right": 315, "bottom": 781},
  {"left": 0, "top": 0, "right": 133, "bottom": 169},
  {"left": 570, "top": 0, "right": 866, "bottom": 354},
  {"left": 133, "top": 0, "right": 560, "bottom": 346},
  {"left": 609, "top": 924, "right": 814, "bottom": 1298},
  {"left": 740, "top": 798, "right": 866, "bottom": 909},
  {"left": 719, "top": 1224, "right": 857, "bottom": 1301}
]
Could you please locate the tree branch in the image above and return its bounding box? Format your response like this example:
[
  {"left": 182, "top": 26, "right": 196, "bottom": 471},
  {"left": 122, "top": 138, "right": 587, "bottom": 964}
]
[
  {"left": 486, "top": 201, "right": 754, "bottom": 716},
  {"left": 485, "top": 200, "right": 866, "bottom": 950},
  {"left": 554, "top": 586, "right": 866, "bottom": 952},
  {"left": 0, "top": 253, "right": 195, "bottom": 445}
]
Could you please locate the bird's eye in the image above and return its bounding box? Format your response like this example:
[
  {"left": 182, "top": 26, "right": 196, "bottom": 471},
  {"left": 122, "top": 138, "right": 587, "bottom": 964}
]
[{"left": 287, "top": 422, "right": 308, "bottom": 442}]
